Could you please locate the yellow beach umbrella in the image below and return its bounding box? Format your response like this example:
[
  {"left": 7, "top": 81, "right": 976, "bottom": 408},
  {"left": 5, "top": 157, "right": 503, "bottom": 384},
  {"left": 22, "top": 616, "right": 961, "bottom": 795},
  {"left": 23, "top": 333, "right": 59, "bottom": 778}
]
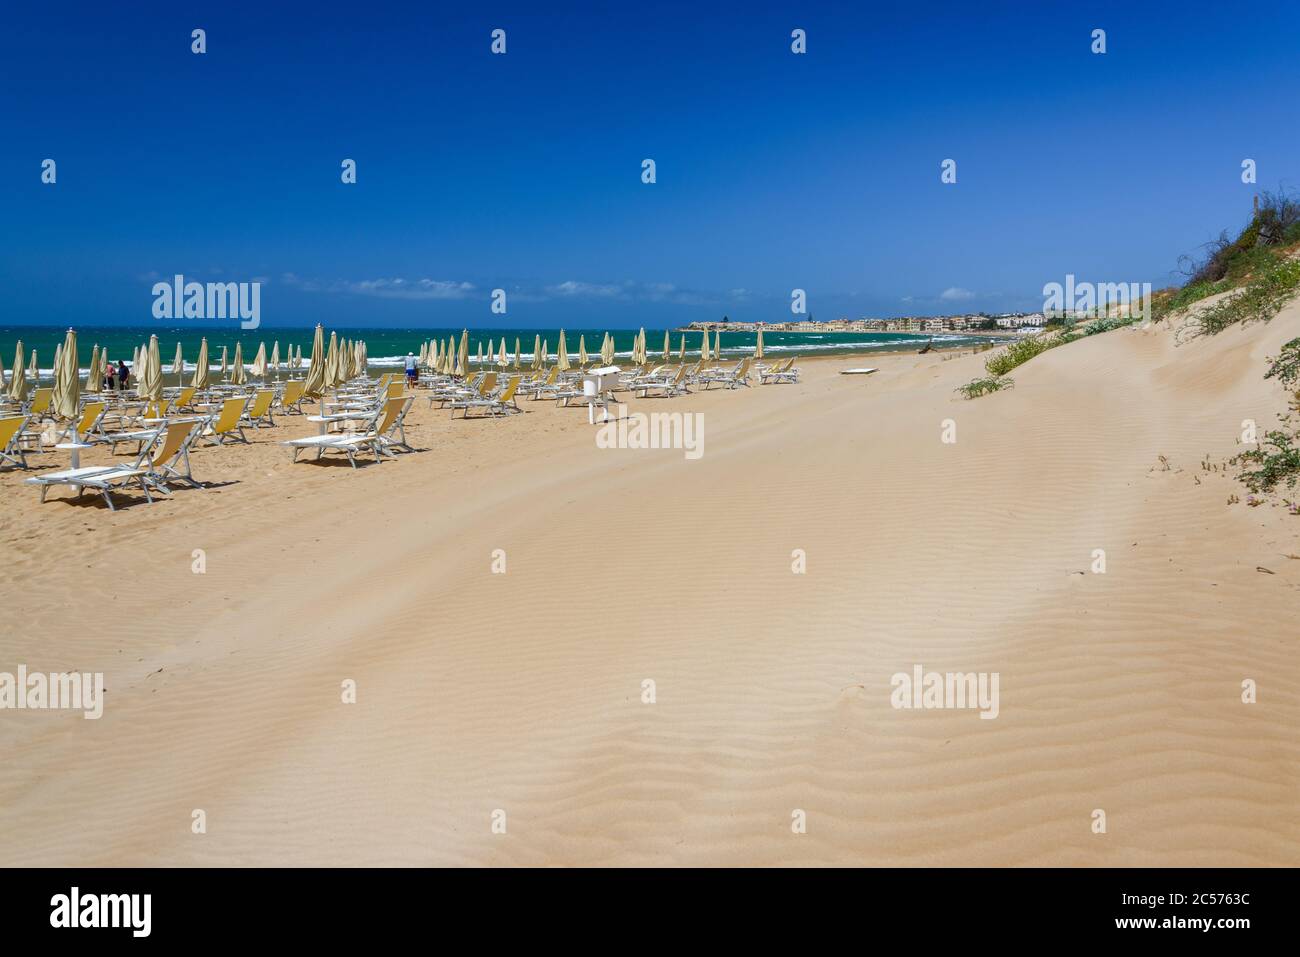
[
  {"left": 302, "top": 325, "right": 326, "bottom": 397},
  {"left": 679, "top": 335, "right": 685, "bottom": 361},
  {"left": 578, "top": 335, "right": 588, "bottom": 366},
  {"left": 52, "top": 328, "right": 80, "bottom": 420},
  {"left": 28, "top": 348, "right": 39, "bottom": 383},
  {"left": 497, "top": 338, "right": 508, "bottom": 368},
  {"left": 513, "top": 337, "right": 521, "bottom": 370},
  {"left": 755, "top": 327, "right": 764, "bottom": 359},
  {"left": 171, "top": 342, "right": 185, "bottom": 384},
  {"left": 8, "top": 341, "right": 28, "bottom": 402},
  {"left": 662, "top": 331, "right": 670, "bottom": 361},
  {"left": 191, "top": 338, "right": 210, "bottom": 390},
  {"left": 714, "top": 330, "right": 722, "bottom": 361},
  {"left": 557, "top": 330, "right": 570, "bottom": 371},
  {"left": 454, "top": 330, "right": 466, "bottom": 377},
  {"left": 230, "top": 342, "right": 247, "bottom": 385},
  {"left": 701, "top": 328, "right": 710, "bottom": 361},
  {"left": 532, "top": 334, "right": 542, "bottom": 371},
  {"left": 601, "top": 332, "right": 614, "bottom": 365},
  {"left": 543, "top": 339, "right": 549, "bottom": 368}
]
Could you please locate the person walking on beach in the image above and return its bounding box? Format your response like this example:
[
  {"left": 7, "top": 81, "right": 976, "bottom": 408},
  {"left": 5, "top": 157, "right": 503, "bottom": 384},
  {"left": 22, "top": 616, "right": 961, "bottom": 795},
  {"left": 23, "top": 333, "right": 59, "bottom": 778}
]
[
  {"left": 405, "top": 352, "right": 418, "bottom": 387},
  {"left": 117, "top": 359, "right": 130, "bottom": 391}
]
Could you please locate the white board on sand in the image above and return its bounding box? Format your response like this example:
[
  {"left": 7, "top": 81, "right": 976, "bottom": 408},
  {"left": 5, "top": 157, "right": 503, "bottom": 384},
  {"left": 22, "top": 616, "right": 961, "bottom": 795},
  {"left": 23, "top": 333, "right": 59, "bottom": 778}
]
[{"left": 839, "top": 368, "right": 878, "bottom": 375}]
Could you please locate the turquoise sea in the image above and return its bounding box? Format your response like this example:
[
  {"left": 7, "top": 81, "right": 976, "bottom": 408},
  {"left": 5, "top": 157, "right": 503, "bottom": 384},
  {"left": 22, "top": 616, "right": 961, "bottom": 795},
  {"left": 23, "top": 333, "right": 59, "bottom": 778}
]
[{"left": 0, "top": 325, "right": 1010, "bottom": 378}]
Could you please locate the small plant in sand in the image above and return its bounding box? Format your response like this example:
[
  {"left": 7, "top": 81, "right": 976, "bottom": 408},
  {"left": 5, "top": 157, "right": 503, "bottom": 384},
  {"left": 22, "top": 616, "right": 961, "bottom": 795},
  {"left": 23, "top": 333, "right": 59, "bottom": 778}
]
[
  {"left": 1264, "top": 336, "right": 1300, "bottom": 390},
  {"left": 1235, "top": 413, "right": 1300, "bottom": 494},
  {"left": 956, "top": 376, "right": 1013, "bottom": 399}
]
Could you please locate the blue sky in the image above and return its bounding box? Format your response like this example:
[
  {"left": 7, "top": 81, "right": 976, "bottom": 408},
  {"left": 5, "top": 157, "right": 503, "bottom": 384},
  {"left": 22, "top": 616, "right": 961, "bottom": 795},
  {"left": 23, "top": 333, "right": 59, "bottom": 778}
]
[{"left": 2, "top": 0, "right": 1297, "bottom": 328}]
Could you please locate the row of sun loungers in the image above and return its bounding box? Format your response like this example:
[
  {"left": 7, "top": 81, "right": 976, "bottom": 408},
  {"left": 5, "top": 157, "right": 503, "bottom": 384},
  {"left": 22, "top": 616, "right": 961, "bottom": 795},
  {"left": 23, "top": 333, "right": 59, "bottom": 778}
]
[{"left": 4, "top": 357, "right": 802, "bottom": 509}]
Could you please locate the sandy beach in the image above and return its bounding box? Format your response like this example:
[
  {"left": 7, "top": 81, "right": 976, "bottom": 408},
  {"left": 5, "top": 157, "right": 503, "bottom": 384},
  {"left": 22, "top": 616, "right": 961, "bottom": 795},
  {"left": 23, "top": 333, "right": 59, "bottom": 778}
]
[{"left": 2, "top": 302, "right": 1298, "bottom": 867}]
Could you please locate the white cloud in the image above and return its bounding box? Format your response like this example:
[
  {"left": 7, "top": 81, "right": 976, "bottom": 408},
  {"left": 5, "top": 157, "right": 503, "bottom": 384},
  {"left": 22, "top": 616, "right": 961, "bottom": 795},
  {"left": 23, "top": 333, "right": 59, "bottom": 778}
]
[
  {"left": 282, "top": 274, "right": 476, "bottom": 300},
  {"left": 940, "top": 287, "right": 975, "bottom": 302},
  {"left": 546, "top": 280, "right": 626, "bottom": 299}
]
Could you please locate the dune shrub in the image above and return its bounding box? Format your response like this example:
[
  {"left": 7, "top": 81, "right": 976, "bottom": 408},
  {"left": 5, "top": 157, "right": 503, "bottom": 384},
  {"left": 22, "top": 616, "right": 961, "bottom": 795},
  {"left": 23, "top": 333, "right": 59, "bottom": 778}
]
[{"left": 956, "top": 376, "right": 1013, "bottom": 399}]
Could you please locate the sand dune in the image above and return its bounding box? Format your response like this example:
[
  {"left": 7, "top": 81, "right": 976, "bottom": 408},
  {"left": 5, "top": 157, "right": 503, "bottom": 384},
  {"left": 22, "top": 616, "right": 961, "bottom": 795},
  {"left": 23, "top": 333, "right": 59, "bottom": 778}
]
[{"left": 2, "top": 307, "right": 1298, "bottom": 866}]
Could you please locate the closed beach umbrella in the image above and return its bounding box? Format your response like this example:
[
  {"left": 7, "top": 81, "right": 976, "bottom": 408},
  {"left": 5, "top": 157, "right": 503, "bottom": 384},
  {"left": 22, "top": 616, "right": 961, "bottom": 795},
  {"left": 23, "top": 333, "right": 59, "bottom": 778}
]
[
  {"left": 28, "top": 348, "right": 39, "bottom": 384},
  {"left": 270, "top": 341, "right": 280, "bottom": 379},
  {"left": 251, "top": 342, "right": 267, "bottom": 378},
  {"left": 557, "top": 330, "right": 570, "bottom": 371},
  {"left": 419, "top": 341, "right": 428, "bottom": 366},
  {"left": 457, "top": 330, "right": 469, "bottom": 377},
  {"left": 324, "top": 332, "right": 340, "bottom": 387},
  {"left": 230, "top": 342, "right": 247, "bottom": 385},
  {"left": 53, "top": 344, "right": 61, "bottom": 386},
  {"left": 579, "top": 335, "right": 588, "bottom": 366},
  {"left": 0, "top": 349, "right": 5, "bottom": 391},
  {"left": 755, "top": 327, "right": 764, "bottom": 359},
  {"left": 678, "top": 335, "right": 685, "bottom": 361},
  {"left": 531, "top": 335, "right": 542, "bottom": 370},
  {"left": 9, "top": 341, "right": 27, "bottom": 402},
  {"left": 141, "top": 334, "right": 163, "bottom": 405},
  {"left": 543, "top": 339, "right": 549, "bottom": 368},
  {"left": 638, "top": 328, "right": 647, "bottom": 364},
  {"left": 714, "top": 331, "right": 722, "bottom": 361},
  {"left": 601, "top": 332, "right": 614, "bottom": 365},
  {"left": 191, "top": 338, "right": 211, "bottom": 390},
  {"left": 513, "top": 337, "right": 521, "bottom": 370},
  {"left": 497, "top": 338, "right": 508, "bottom": 367},
  {"left": 219, "top": 345, "right": 229, "bottom": 380},
  {"left": 84, "top": 345, "right": 101, "bottom": 393},
  {"left": 663, "top": 330, "right": 670, "bottom": 362},
  {"left": 172, "top": 342, "right": 185, "bottom": 383},
  {"left": 476, "top": 341, "right": 484, "bottom": 369},
  {"left": 302, "top": 325, "right": 326, "bottom": 397},
  {"left": 701, "top": 328, "right": 710, "bottom": 361},
  {"left": 52, "top": 328, "right": 80, "bottom": 420},
  {"left": 10, "top": 343, "right": 29, "bottom": 401}
]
